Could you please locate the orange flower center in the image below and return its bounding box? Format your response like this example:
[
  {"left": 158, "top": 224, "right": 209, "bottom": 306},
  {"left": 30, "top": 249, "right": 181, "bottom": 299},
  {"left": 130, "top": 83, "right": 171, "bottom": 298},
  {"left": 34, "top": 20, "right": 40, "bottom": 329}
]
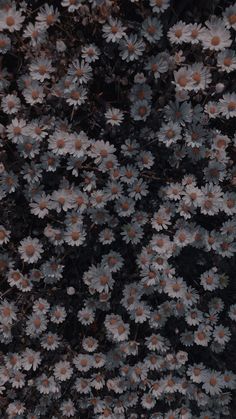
[
  {"left": 224, "top": 57, "right": 232, "bottom": 66},
  {"left": 25, "top": 244, "right": 36, "bottom": 256},
  {"left": 175, "top": 29, "right": 182, "bottom": 38},
  {"left": 178, "top": 76, "right": 188, "bottom": 87},
  {"left": 229, "top": 14, "right": 236, "bottom": 24},
  {"left": 6, "top": 16, "right": 15, "bottom": 27},
  {"left": 211, "top": 36, "right": 220, "bottom": 46}
]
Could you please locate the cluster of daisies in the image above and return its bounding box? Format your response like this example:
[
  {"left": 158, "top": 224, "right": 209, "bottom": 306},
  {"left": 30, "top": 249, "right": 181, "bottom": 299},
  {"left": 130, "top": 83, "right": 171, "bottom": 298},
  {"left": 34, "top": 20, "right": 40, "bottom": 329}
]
[{"left": 0, "top": 0, "right": 236, "bottom": 418}]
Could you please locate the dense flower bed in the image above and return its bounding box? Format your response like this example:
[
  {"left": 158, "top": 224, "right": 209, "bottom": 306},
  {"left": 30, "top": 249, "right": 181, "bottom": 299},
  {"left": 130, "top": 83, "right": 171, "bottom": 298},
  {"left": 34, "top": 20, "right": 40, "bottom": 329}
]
[{"left": 0, "top": 0, "right": 236, "bottom": 418}]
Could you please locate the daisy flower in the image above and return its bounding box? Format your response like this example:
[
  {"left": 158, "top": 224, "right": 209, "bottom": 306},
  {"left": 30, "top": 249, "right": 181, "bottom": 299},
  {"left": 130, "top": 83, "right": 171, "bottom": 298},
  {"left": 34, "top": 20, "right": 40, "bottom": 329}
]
[
  {"left": 26, "top": 313, "right": 48, "bottom": 336},
  {"left": 30, "top": 192, "right": 52, "bottom": 218},
  {"left": 216, "top": 235, "right": 236, "bottom": 258},
  {"left": 141, "top": 17, "right": 163, "bottom": 43},
  {"left": 1, "top": 170, "right": 19, "bottom": 194},
  {"left": 182, "top": 185, "right": 203, "bottom": 208},
  {"left": 41, "top": 332, "right": 60, "bottom": 351},
  {"left": 36, "top": 4, "right": 59, "bottom": 29},
  {"left": 102, "top": 18, "right": 126, "bottom": 43},
  {"left": 54, "top": 361, "right": 73, "bottom": 381},
  {"left": 105, "top": 107, "right": 124, "bottom": 126},
  {"left": 21, "top": 348, "right": 41, "bottom": 371},
  {"left": 23, "top": 81, "right": 45, "bottom": 105},
  {"left": 35, "top": 374, "right": 59, "bottom": 395},
  {"left": 151, "top": 209, "right": 171, "bottom": 231},
  {"left": 219, "top": 93, "right": 236, "bottom": 118},
  {"left": 174, "top": 67, "right": 193, "bottom": 91},
  {"left": 0, "top": 6, "right": 25, "bottom": 32},
  {"left": 110, "top": 321, "right": 130, "bottom": 342},
  {"left": 149, "top": 0, "right": 170, "bottom": 14},
  {"left": 68, "top": 59, "right": 92, "bottom": 84},
  {"left": 190, "top": 63, "right": 212, "bottom": 92},
  {"left": 64, "top": 224, "right": 86, "bottom": 246},
  {"left": 213, "top": 325, "right": 231, "bottom": 345},
  {"left": 23, "top": 22, "right": 46, "bottom": 47},
  {"left": 186, "top": 23, "right": 205, "bottom": 44},
  {"left": 128, "top": 178, "right": 148, "bottom": 200},
  {"left": 50, "top": 306, "right": 67, "bottom": 324},
  {"left": 75, "top": 377, "right": 91, "bottom": 394},
  {"left": 217, "top": 49, "right": 236, "bottom": 73},
  {"left": 204, "top": 161, "right": 226, "bottom": 184},
  {"left": 29, "top": 58, "right": 54, "bottom": 82},
  {"left": 201, "top": 19, "right": 231, "bottom": 51},
  {"left": 77, "top": 307, "right": 95, "bottom": 325},
  {"left": 165, "top": 277, "right": 186, "bottom": 299},
  {"left": 200, "top": 183, "right": 223, "bottom": 215},
  {"left": 18, "top": 237, "right": 43, "bottom": 264},
  {"left": 0, "top": 34, "right": 11, "bottom": 54},
  {"left": 185, "top": 308, "right": 203, "bottom": 326},
  {"left": 141, "top": 393, "right": 156, "bottom": 410},
  {"left": 99, "top": 228, "right": 115, "bottom": 245},
  {"left": 65, "top": 85, "right": 88, "bottom": 107},
  {"left": 223, "top": 3, "right": 236, "bottom": 30},
  {"left": 40, "top": 152, "right": 60, "bottom": 172},
  {"left": 121, "top": 222, "right": 144, "bottom": 244},
  {"left": 222, "top": 371, "right": 236, "bottom": 389},
  {"left": 119, "top": 34, "right": 145, "bottom": 62},
  {"left": 204, "top": 101, "right": 220, "bottom": 119},
  {"left": 90, "top": 189, "right": 109, "bottom": 208},
  {"left": 168, "top": 21, "right": 190, "bottom": 45},
  {"left": 130, "top": 83, "right": 152, "bottom": 103},
  {"left": 33, "top": 298, "right": 50, "bottom": 315},
  {"left": 187, "top": 363, "right": 206, "bottom": 383},
  {"left": 202, "top": 370, "right": 224, "bottom": 396},
  {"left": 115, "top": 197, "right": 135, "bottom": 217},
  {"left": 60, "top": 399, "right": 76, "bottom": 417},
  {"left": 194, "top": 326, "right": 212, "bottom": 347},
  {"left": 73, "top": 354, "right": 93, "bottom": 372},
  {"left": 82, "top": 336, "right": 98, "bottom": 352},
  {"left": 0, "top": 299, "right": 17, "bottom": 326},
  {"left": 86, "top": 264, "right": 114, "bottom": 294},
  {"left": 1, "top": 93, "right": 20, "bottom": 115},
  {"left": 158, "top": 122, "right": 182, "bottom": 146},
  {"left": 131, "top": 100, "right": 151, "bottom": 121},
  {"left": 120, "top": 165, "right": 139, "bottom": 185},
  {"left": 200, "top": 268, "right": 220, "bottom": 291},
  {"left": 164, "top": 100, "right": 193, "bottom": 124},
  {"left": 89, "top": 139, "right": 116, "bottom": 163},
  {"left": 81, "top": 44, "right": 100, "bottom": 63},
  {"left": 48, "top": 131, "right": 70, "bottom": 156},
  {"left": 130, "top": 303, "right": 150, "bottom": 323},
  {"left": 7, "top": 118, "right": 28, "bottom": 144}
]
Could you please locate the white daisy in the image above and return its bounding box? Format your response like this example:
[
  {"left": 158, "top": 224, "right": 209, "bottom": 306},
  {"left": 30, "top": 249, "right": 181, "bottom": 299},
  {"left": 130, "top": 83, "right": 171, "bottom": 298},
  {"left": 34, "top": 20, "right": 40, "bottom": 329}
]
[
  {"left": 201, "top": 19, "right": 231, "bottom": 51},
  {"left": 102, "top": 18, "right": 126, "bottom": 43},
  {"left": 0, "top": 6, "right": 25, "bottom": 32},
  {"left": 18, "top": 237, "right": 43, "bottom": 264},
  {"left": 202, "top": 370, "right": 224, "bottom": 396},
  {"left": 54, "top": 361, "right": 73, "bottom": 381},
  {"left": 105, "top": 107, "right": 124, "bottom": 126},
  {"left": 119, "top": 34, "right": 145, "bottom": 62},
  {"left": 168, "top": 21, "right": 190, "bottom": 45},
  {"left": 29, "top": 58, "right": 54, "bottom": 82},
  {"left": 223, "top": 3, "right": 236, "bottom": 30},
  {"left": 1, "top": 94, "right": 20, "bottom": 114},
  {"left": 21, "top": 348, "right": 41, "bottom": 371},
  {"left": 219, "top": 93, "right": 236, "bottom": 118}
]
